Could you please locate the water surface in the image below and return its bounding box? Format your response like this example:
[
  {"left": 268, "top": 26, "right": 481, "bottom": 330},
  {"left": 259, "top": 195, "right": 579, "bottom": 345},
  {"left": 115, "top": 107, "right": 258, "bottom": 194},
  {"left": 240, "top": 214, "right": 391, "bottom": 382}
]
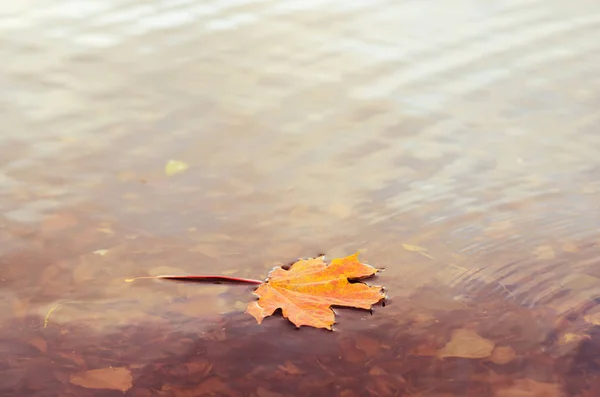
[{"left": 2, "top": 0, "right": 600, "bottom": 396}]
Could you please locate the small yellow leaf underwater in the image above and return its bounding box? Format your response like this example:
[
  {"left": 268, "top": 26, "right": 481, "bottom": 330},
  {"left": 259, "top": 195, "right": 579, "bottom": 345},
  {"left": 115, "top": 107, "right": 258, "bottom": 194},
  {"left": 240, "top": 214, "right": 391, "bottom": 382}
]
[{"left": 165, "top": 159, "right": 189, "bottom": 176}]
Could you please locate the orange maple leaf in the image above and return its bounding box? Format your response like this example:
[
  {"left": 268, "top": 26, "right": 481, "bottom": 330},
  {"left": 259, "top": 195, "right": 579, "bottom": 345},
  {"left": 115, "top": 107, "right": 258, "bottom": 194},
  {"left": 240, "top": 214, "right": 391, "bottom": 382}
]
[{"left": 247, "top": 253, "right": 385, "bottom": 330}]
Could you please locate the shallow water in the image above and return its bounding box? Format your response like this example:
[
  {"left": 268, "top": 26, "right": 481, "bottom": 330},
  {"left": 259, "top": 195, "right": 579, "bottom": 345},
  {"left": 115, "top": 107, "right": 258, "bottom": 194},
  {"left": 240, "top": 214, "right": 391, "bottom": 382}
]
[{"left": 2, "top": 0, "right": 600, "bottom": 396}]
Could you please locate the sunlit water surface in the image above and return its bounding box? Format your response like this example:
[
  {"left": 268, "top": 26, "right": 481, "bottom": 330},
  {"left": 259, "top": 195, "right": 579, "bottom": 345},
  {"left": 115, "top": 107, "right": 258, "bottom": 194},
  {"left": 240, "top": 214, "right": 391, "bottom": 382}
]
[{"left": 2, "top": 0, "right": 600, "bottom": 396}]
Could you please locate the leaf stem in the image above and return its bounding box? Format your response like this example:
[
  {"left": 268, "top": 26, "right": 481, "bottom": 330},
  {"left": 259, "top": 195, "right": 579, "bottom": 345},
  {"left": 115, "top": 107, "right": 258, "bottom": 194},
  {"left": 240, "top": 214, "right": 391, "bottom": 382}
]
[{"left": 125, "top": 275, "right": 263, "bottom": 285}]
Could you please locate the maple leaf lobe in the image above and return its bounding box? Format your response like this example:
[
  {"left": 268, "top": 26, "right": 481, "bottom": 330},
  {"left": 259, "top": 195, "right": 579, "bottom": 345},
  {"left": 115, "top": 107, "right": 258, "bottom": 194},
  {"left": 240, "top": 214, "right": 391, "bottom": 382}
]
[{"left": 246, "top": 253, "right": 385, "bottom": 330}]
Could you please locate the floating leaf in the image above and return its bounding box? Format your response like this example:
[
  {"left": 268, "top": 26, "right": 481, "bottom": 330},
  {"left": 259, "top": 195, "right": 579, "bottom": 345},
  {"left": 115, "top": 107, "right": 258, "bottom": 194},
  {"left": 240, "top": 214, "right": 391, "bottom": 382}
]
[
  {"left": 247, "top": 253, "right": 385, "bottom": 330},
  {"left": 165, "top": 159, "right": 189, "bottom": 176},
  {"left": 437, "top": 329, "right": 495, "bottom": 359},
  {"left": 69, "top": 367, "right": 133, "bottom": 392}
]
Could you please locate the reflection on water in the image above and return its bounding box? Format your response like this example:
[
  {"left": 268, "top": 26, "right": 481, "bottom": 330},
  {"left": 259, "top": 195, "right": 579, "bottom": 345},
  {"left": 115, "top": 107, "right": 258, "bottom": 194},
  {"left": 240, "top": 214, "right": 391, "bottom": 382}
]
[{"left": 2, "top": 0, "right": 600, "bottom": 395}]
